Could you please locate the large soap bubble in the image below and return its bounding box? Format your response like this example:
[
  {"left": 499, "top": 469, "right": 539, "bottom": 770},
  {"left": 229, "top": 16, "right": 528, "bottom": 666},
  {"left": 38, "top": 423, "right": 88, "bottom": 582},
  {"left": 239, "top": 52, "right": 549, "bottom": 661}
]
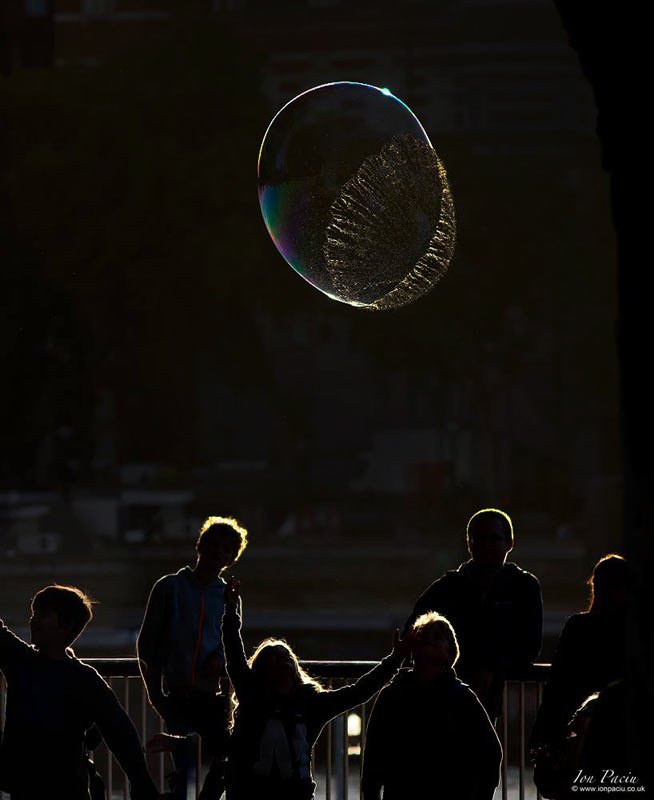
[{"left": 258, "top": 81, "right": 455, "bottom": 310}]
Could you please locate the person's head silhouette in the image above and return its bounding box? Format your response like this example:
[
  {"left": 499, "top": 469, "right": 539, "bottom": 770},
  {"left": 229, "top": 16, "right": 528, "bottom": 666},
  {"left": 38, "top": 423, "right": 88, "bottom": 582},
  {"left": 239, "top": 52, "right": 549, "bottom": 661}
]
[
  {"left": 466, "top": 508, "right": 513, "bottom": 571},
  {"left": 587, "top": 554, "right": 632, "bottom": 614}
]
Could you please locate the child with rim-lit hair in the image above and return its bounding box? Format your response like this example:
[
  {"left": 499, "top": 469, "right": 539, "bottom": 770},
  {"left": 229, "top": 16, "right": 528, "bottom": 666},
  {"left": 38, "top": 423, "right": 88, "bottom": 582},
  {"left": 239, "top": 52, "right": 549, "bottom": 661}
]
[
  {"left": 220, "top": 577, "right": 416, "bottom": 800},
  {"left": 362, "top": 611, "right": 502, "bottom": 800}
]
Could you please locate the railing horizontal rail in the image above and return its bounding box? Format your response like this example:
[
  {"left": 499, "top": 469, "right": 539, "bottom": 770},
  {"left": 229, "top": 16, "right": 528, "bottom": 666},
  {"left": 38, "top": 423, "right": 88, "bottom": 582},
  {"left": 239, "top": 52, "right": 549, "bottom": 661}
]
[{"left": 84, "top": 656, "right": 552, "bottom": 682}]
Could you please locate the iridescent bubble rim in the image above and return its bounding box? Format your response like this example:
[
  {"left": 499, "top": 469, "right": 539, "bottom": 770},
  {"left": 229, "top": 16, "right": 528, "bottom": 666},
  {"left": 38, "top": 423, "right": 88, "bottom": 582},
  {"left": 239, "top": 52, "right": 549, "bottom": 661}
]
[{"left": 257, "top": 81, "right": 433, "bottom": 300}]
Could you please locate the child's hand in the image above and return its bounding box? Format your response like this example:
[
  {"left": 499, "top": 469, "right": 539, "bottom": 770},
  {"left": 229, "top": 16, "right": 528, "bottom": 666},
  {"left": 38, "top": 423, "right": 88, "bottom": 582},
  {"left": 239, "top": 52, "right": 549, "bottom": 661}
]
[
  {"left": 391, "top": 628, "right": 417, "bottom": 660},
  {"left": 225, "top": 576, "right": 240, "bottom": 609}
]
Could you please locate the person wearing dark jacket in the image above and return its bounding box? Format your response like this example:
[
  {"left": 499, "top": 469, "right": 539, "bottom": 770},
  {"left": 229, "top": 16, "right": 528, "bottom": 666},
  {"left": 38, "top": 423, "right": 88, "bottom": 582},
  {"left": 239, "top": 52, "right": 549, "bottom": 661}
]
[
  {"left": 405, "top": 508, "right": 542, "bottom": 717},
  {"left": 0, "top": 585, "right": 158, "bottom": 800},
  {"left": 362, "top": 610, "right": 502, "bottom": 800}
]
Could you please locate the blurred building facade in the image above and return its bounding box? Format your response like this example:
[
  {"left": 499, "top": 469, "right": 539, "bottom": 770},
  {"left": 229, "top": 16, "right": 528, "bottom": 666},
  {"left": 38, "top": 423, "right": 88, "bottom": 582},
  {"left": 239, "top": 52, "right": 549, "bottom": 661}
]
[{"left": 2, "top": 0, "right": 619, "bottom": 567}]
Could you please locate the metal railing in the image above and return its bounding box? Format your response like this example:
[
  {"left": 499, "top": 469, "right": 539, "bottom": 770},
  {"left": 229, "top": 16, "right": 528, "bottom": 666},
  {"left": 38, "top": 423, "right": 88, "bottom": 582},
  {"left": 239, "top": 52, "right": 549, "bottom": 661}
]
[{"left": 0, "top": 659, "right": 550, "bottom": 799}]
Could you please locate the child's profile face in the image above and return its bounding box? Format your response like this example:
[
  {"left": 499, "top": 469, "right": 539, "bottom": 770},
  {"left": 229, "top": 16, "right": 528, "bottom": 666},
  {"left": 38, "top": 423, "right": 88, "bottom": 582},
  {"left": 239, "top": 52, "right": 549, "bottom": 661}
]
[
  {"left": 29, "top": 606, "right": 70, "bottom": 650},
  {"left": 197, "top": 532, "right": 240, "bottom": 571}
]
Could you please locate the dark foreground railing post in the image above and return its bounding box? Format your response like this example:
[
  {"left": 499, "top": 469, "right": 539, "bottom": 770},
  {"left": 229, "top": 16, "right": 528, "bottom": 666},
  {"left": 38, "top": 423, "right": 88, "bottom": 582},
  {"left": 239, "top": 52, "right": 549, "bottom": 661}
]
[
  {"left": 501, "top": 687, "right": 509, "bottom": 800},
  {"left": 519, "top": 681, "right": 526, "bottom": 800},
  {"left": 333, "top": 713, "right": 346, "bottom": 800}
]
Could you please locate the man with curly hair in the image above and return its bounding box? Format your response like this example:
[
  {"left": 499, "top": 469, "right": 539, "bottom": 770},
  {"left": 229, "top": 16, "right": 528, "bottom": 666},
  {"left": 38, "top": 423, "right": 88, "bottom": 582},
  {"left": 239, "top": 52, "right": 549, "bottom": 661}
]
[{"left": 138, "top": 516, "right": 248, "bottom": 799}]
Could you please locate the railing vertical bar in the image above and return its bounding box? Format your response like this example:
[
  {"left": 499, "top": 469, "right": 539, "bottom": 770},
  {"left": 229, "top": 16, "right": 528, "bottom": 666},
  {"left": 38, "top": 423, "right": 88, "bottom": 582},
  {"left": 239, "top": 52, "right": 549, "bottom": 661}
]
[
  {"left": 1, "top": 677, "right": 7, "bottom": 800},
  {"left": 359, "top": 702, "right": 367, "bottom": 800},
  {"left": 196, "top": 733, "right": 202, "bottom": 799},
  {"left": 519, "top": 681, "right": 525, "bottom": 800},
  {"left": 342, "top": 711, "right": 349, "bottom": 800},
  {"left": 501, "top": 683, "right": 509, "bottom": 800},
  {"left": 107, "top": 678, "right": 114, "bottom": 800},
  {"left": 123, "top": 678, "right": 130, "bottom": 800},
  {"left": 536, "top": 680, "right": 544, "bottom": 800},
  {"left": 141, "top": 684, "right": 147, "bottom": 744},
  {"left": 326, "top": 719, "right": 332, "bottom": 800},
  {"left": 158, "top": 706, "right": 165, "bottom": 792}
]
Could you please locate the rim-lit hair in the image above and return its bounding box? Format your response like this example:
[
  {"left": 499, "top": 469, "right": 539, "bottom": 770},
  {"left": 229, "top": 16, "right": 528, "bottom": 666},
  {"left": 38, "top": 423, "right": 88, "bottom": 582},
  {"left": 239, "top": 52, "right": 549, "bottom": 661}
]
[
  {"left": 196, "top": 516, "right": 248, "bottom": 565},
  {"left": 466, "top": 508, "right": 514, "bottom": 549},
  {"left": 31, "top": 584, "right": 95, "bottom": 646},
  {"left": 586, "top": 553, "right": 630, "bottom": 612},
  {"left": 411, "top": 611, "right": 460, "bottom": 667},
  {"left": 229, "top": 638, "right": 323, "bottom": 730},
  {"left": 248, "top": 638, "right": 324, "bottom": 693}
]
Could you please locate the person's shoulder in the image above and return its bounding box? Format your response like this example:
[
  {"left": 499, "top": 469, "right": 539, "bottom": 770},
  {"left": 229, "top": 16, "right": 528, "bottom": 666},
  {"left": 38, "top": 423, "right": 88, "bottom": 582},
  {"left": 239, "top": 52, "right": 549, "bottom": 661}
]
[
  {"left": 206, "top": 574, "right": 227, "bottom": 593},
  {"left": 453, "top": 676, "right": 489, "bottom": 709},
  {"left": 561, "top": 612, "right": 594, "bottom": 634},
  {"left": 503, "top": 561, "right": 540, "bottom": 585},
  {"left": 425, "top": 565, "right": 465, "bottom": 591},
  {"left": 386, "top": 670, "right": 413, "bottom": 693},
  {"left": 152, "top": 567, "right": 191, "bottom": 590},
  {"left": 69, "top": 656, "right": 112, "bottom": 694},
  {"left": 369, "top": 672, "right": 410, "bottom": 708}
]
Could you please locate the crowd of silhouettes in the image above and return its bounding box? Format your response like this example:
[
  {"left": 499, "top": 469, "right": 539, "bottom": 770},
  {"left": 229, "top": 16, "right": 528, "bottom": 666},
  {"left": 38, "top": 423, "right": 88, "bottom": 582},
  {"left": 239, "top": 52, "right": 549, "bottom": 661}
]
[{"left": 0, "top": 509, "right": 646, "bottom": 799}]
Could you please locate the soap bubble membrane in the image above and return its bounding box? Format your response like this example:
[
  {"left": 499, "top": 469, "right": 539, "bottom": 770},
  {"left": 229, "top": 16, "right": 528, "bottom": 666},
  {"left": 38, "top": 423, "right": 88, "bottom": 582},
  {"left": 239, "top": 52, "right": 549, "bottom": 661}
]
[{"left": 258, "top": 81, "right": 455, "bottom": 310}]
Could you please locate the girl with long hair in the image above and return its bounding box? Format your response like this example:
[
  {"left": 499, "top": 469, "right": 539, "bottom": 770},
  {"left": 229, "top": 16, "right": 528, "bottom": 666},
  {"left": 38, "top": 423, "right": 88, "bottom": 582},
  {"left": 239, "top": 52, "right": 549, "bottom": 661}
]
[
  {"left": 222, "top": 577, "right": 412, "bottom": 800},
  {"left": 530, "top": 553, "right": 634, "bottom": 754}
]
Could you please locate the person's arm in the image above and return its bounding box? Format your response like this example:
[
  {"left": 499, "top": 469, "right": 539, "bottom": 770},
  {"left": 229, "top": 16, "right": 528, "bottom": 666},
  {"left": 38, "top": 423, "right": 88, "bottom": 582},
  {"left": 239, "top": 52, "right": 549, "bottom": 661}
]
[
  {"left": 0, "top": 617, "right": 31, "bottom": 676},
  {"left": 221, "top": 578, "right": 252, "bottom": 698},
  {"left": 315, "top": 631, "right": 411, "bottom": 720},
  {"left": 360, "top": 689, "right": 389, "bottom": 800},
  {"left": 92, "top": 676, "right": 159, "bottom": 800},
  {"left": 461, "top": 690, "right": 503, "bottom": 800},
  {"left": 136, "top": 578, "right": 169, "bottom": 717}
]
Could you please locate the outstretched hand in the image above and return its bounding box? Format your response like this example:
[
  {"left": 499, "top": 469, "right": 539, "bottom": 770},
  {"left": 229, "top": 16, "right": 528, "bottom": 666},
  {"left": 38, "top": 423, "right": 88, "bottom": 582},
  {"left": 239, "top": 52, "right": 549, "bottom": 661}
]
[
  {"left": 392, "top": 628, "right": 417, "bottom": 660},
  {"left": 224, "top": 576, "right": 240, "bottom": 609}
]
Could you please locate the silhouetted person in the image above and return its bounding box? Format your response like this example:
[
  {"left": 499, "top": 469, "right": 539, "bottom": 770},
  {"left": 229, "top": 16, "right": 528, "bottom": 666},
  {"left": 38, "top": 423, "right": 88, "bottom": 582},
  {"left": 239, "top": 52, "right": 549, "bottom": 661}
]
[
  {"left": 137, "top": 515, "right": 248, "bottom": 800},
  {"left": 570, "top": 679, "right": 649, "bottom": 797},
  {"left": 405, "top": 508, "right": 542, "bottom": 717},
  {"left": 0, "top": 584, "right": 158, "bottom": 800},
  {"left": 535, "top": 679, "right": 649, "bottom": 799},
  {"left": 362, "top": 610, "right": 501, "bottom": 800},
  {"left": 531, "top": 554, "right": 633, "bottom": 754},
  {"left": 155, "top": 577, "right": 410, "bottom": 800}
]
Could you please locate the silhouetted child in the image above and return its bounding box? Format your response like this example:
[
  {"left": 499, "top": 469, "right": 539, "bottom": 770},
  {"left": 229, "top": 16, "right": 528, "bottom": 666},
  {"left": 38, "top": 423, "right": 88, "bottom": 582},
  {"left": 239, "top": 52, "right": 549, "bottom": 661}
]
[
  {"left": 362, "top": 611, "right": 501, "bottom": 800},
  {"left": 221, "top": 577, "right": 410, "bottom": 800},
  {"left": 531, "top": 555, "right": 634, "bottom": 767},
  {"left": 0, "top": 584, "right": 158, "bottom": 800},
  {"left": 137, "top": 515, "right": 248, "bottom": 799},
  {"left": 405, "top": 507, "right": 542, "bottom": 717}
]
